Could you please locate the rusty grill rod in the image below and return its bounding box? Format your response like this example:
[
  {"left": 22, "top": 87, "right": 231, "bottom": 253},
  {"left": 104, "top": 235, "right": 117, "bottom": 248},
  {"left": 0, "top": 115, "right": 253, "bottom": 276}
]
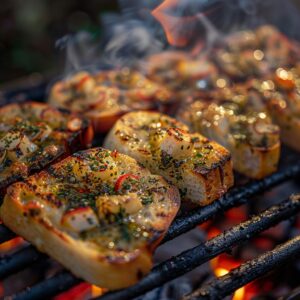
[
  {"left": 12, "top": 195, "right": 300, "bottom": 300},
  {"left": 183, "top": 235, "right": 300, "bottom": 300}
]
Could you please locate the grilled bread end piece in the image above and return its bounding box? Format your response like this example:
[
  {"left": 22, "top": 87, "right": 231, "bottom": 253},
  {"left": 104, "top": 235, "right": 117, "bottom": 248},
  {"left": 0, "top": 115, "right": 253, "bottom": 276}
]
[{"left": 0, "top": 148, "right": 180, "bottom": 290}]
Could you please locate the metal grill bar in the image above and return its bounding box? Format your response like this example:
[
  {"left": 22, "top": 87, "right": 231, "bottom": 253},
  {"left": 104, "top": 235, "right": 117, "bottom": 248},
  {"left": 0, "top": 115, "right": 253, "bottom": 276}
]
[
  {"left": 183, "top": 235, "right": 300, "bottom": 300},
  {"left": 12, "top": 271, "right": 80, "bottom": 300},
  {"left": 0, "top": 245, "right": 46, "bottom": 279},
  {"left": 0, "top": 224, "right": 16, "bottom": 243},
  {"left": 12, "top": 195, "right": 300, "bottom": 300}
]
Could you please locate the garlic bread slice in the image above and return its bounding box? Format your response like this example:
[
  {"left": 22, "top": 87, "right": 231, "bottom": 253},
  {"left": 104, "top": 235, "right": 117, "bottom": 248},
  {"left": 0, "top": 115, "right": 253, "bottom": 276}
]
[
  {"left": 104, "top": 111, "right": 234, "bottom": 206},
  {"left": 0, "top": 148, "right": 180, "bottom": 290},
  {"left": 179, "top": 101, "right": 280, "bottom": 179},
  {"left": 0, "top": 102, "right": 93, "bottom": 196}
]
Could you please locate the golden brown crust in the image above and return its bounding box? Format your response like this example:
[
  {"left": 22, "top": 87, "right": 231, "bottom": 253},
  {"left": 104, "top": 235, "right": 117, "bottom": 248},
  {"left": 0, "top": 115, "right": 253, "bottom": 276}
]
[
  {"left": 229, "top": 142, "right": 280, "bottom": 179},
  {"left": 0, "top": 148, "right": 180, "bottom": 290}
]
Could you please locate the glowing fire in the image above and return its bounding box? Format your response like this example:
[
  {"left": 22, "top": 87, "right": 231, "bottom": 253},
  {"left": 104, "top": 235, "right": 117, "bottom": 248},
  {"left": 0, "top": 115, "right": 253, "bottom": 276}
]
[
  {"left": 213, "top": 261, "right": 245, "bottom": 300},
  {"left": 152, "top": 0, "right": 219, "bottom": 48},
  {"left": 214, "top": 268, "right": 245, "bottom": 300},
  {"left": 53, "top": 283, "right": 105, "bottom": 300},
  {"left": 0, "top": 237, "right": 24, "bottom": 253},
  {"left": 206, "top": 207, "right": 265, "bottom": 300},
  {"left": 211, "top": 254, "right": 259, "bottom": 300},
  {"left": 152, "top": 0, "right": 198, "bottom": 47},
  {"left": 91, "top": 285, "right": 105, "bottom": 297},
  {"left": 208, "top": 206, "right": 259, "bottom": 300}
]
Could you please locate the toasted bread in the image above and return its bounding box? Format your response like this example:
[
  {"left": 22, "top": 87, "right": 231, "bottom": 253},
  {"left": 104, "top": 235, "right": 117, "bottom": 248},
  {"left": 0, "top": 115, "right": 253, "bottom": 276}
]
[
  {"left": 0, "top": 148, "right": 180, "bottom": 290},
  {"left": 178, "top": 101, "right": 280, "bottom": 179},
  {"left": 104, "top": 111, "right": 234, "bottom": 206},
  {"left": 250, "top": 68, "right": 300, "bottom": 152},
  {"left": 0, "top": 102, "right": 93, "bottom": 195},
  {"left": 49, "top": 70, "right": 173, "bottom": 133}
]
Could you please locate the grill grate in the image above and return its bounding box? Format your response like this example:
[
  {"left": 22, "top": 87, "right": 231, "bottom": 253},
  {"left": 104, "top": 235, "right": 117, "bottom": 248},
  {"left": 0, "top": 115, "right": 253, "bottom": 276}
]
[
  {"left": 95, "top": 196, "right": 300, "bottom": 300},
  {"left": 0, "top": 84, "right": 300, "bottom": 300},
  {"left": 5, "top": 195, "right": 300, "bottom": 300}
]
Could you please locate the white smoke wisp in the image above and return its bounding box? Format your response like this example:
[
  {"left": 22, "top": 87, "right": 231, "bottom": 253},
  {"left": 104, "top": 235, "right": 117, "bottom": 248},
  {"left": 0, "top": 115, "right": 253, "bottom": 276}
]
[
  {"left": 101, "top": 19, "right": 163, "bottom": 68},
  {"left": 54, "top": 0, "right": 300, "bottom": 79},
  {"left": 55, "top": 31, "right": 102, "bottom": 77}
]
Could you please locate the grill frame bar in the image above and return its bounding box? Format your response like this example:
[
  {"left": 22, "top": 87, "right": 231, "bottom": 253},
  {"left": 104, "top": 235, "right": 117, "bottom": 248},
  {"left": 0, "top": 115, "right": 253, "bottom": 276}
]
[
  {"left": 0, "top": 225, "right": 16, "bottom": 243},
  {"left": 12, "top": 271, "right": 81, "bottom": 300}
]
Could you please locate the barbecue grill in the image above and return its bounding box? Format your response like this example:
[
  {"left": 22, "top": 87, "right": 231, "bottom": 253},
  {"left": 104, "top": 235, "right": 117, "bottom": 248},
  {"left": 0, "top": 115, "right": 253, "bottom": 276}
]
[
  {"left": 0, "top": 76, "right": 299, "bottom": 299},
  {"left": 2, "top": 0, "right": 300, "bottom": 298}
]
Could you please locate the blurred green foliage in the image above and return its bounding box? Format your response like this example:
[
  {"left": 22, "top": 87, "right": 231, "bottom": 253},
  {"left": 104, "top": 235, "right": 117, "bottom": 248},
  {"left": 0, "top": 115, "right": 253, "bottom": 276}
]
[{"left": 0, "top": 0, "right": 118, "bottom": 83}]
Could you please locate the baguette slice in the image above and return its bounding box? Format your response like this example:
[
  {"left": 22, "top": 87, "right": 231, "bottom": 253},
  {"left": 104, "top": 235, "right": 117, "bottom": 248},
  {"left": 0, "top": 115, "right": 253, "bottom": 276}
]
[
  {"left": 250, "top": 69, "right": 300, "bottom": 152},
  {"left": 49, "top": 70, "right": 173, "bottom": 133},
  {"left": 179, "top": 101, "right": 280, "bottom": 179},
  {"left": 0, "top": 102, "right": 93, "bottom": 195},
  {"left": 104, "top": 111, "right": 234, "bottom": 206},
  {"left": 0, "top": 148, "right": 180, "bottom": 290},
  {"left": 178, "top": 100, "right": 280, "bottom": 179},
  {"left": 266, "top": 93, "right": 300, "bottom": 152}
]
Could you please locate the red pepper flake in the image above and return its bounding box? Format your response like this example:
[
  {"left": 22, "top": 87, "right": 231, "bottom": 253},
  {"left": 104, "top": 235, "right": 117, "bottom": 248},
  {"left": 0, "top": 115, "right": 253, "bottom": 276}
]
[
  {"left": 114, "top": 173, "right": 139, "bottom": 192},
  {"left": 77, "top": 188, "right": 89, "bottom": 193},
  {"left": 111, "top": 149, "right": 119, "bottom": 158}
]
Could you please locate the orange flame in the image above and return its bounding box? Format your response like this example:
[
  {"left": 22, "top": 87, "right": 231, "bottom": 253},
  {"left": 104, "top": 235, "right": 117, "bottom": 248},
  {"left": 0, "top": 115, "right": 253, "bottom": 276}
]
[
  {"left": 0, "top": 237, "right": 24, "bottom": 253},
  {"left": 212, "top": 255, "right": 256, "bottom": 300},
  {"left": 53, "top": 283, "right": 105, "bottom": 300},
  {"left": 151, "top": 0, "right": 220, "bottom": 48},
  {"left": 152, "top": 0, "right": 197, "bottom": 47},
  {"left": 91, "top": 285, "right": 105, "bottom": 297}
]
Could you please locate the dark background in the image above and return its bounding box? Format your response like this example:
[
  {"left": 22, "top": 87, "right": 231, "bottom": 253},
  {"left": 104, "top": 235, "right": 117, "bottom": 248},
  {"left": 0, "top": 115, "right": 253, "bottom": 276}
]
[
  {"left": 1, "top": 0, "right": 300, "bottom": 85},
  {"left": 0, "top": 0, "right": 119, "bottom": 84}
]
